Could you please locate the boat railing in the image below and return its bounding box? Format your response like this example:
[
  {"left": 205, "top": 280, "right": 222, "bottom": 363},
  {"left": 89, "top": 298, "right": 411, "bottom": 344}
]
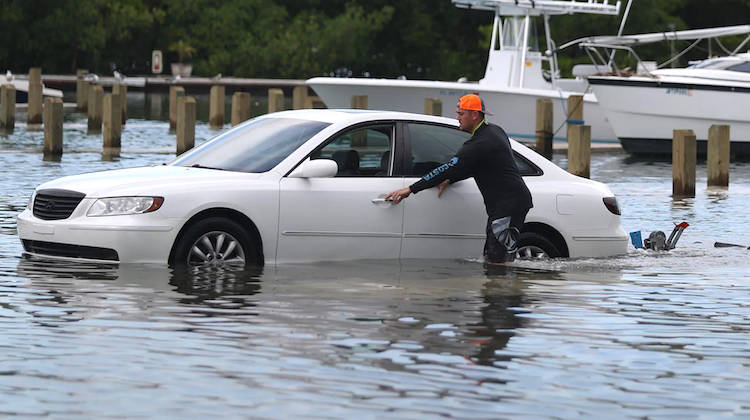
[
  {"left": 453, "top": 0, "right": 620, "bottom": 16},
  {"left": 560, "top": 24, "right": 750, "bottom": 77}
]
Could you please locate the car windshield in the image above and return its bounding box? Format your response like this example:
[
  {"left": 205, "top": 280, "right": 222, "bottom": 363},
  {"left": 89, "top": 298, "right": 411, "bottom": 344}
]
[{"left": 169, "top": 117, "right": 330, "bottom": 173}]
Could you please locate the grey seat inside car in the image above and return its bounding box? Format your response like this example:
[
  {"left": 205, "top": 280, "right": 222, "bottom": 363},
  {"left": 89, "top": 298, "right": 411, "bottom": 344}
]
[{"left": 331, "top": 150, "right": 361, "bottom": 176}]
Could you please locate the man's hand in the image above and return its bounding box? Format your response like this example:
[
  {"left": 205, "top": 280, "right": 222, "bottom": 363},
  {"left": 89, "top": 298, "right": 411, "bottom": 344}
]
[
  {"left": 437, "top": 179, "right": 451, "bottom": 198},
  {"left": 385, "top": 187, "right": 412, "bottom": 204}
]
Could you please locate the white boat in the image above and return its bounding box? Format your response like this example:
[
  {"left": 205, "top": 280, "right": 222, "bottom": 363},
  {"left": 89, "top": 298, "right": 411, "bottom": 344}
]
[
  {"left": 306, "top": 0, "right": 622, "bottom": 144},
  {"left": 3, "top": 74, "right": 64, "bottom": 103},
  {"left": 580, "top": 25, "right": 750, "bottom": 155}
]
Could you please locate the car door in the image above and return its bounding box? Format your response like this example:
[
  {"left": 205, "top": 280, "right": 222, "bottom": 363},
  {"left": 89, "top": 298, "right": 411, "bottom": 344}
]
[
  {"left": 398, "top": 122, "right": 487, "bottom": 260},
  {"left": 277, "top": 123, "right": 406, "bottom": 264}
]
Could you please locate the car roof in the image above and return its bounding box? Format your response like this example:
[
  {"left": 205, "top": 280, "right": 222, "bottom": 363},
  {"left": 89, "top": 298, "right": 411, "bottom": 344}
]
[{"left": 258, "top": 109, "right": 459, "bottom": 127}]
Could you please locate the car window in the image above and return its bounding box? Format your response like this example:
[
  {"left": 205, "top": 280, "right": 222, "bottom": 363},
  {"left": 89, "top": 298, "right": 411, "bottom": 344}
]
[
  {"left": 312, "top": 125, "right": 394, "bottom": 177},
  {"left": 170, "top": 117, "right": 330, "bottom": 173},
  {"left": 407, "top": 123, "right": 542, "bottom": 177}
]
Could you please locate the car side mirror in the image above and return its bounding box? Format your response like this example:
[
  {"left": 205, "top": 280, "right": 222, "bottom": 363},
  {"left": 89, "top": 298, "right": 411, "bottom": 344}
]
[{"left": 288, "top": 159, "right": 338, "bottom": 178}]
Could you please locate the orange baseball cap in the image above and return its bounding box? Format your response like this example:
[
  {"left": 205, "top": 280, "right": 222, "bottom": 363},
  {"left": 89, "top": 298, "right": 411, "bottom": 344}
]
[{"left": 457, "top": 93, "right": 493, "bottom": 116}]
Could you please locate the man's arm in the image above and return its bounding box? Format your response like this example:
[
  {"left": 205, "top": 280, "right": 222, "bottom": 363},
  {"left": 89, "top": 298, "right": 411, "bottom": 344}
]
[{"left": 409, "top": 141, "right": 482, "bottom": 194}]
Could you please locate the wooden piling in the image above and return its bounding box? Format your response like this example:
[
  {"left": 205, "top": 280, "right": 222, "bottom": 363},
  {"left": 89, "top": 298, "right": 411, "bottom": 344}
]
[
  {"left": 535, "top": 98, "right": 553, "bottom": 160},
  {"left": 673, "top": 129, "right": 697, "bottom": 197},
  {"left": 707, "top": 124, "right": 730, "bottom": 187},
  {"left": 176, "top": 96, "right": 196, "bottom": 155},
  {"left": 566, "top": 94, "right": 584, "bottom": 127},
  {"left": 112, "top": 84, "right": 128, "bottom": 125},
  {"left": 209, "top": 85, "right": 226, "bottom": 128},
  {"left": 0, "top": 84, "right": 16, "bottom": 132},
  {"left": 567, "top": 125, "right": 591, "bottom": 178},
  {"left": 424, "top": 98, "right": 442, "bottom": 116},
  {"left": 103, "top": 93, "right": 122, "bottom": 153},
  {"left": 169, "top": 86, "right": 185, "bottom": 130},
  {"left": 305, "top": 96, "right": 326, "bottom": 109},
  {"left": 351, "top": 95, "right": 368, "bottom": 110},
  {"left": 76, "top": 69, "right": 89, "bottom": 110},
  {"left": 231, "top": 92, "right": 251, "bottom": 126},
  {"left": 268, "top": 88, "right": 284, "bottom": 113},
  {"left": 27, "top": 67, "right": 43, "bottom": 125},
  {"left": 43, "top": 97, "right": 63, "bottom": 157},
  {"left": 87, "top": 85, "right": 104, "bottom": 133},
  {"left": 293, "top": 86, "right": 309, "bottom": 110}
]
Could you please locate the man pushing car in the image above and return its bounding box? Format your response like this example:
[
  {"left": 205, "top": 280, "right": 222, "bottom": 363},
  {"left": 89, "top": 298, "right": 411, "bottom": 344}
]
[{"left": 384, "top": 93, "right": 533, "bottom": 264}]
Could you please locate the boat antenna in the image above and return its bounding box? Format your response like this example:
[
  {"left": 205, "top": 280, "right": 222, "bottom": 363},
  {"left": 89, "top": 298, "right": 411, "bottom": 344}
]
[{"left": 608, "top": 0, "right": 634, "bottom": 66}]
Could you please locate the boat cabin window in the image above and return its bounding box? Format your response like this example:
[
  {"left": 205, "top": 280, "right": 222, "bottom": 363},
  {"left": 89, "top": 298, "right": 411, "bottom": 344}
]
[
  {"left": 689, "top": 58, "right": 750, "bottom": 73},
  {"left": 727, "top": 62, "right": 750, "bottom": 73}
]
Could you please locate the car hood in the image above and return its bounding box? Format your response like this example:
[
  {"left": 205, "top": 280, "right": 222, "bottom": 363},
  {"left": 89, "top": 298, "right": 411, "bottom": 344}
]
[{"left": 35, "top": 166, "right": 263, "bottom": 198}]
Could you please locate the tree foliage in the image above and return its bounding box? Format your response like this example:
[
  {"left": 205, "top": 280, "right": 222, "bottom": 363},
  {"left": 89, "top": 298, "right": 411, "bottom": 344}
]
[{"left": 1, "top": 0, "right": 749, "bottom": 79}]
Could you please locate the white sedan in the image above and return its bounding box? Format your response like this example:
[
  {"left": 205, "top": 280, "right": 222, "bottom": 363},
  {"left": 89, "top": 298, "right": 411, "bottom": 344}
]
[{"left": 16, "top": 110, "right": 628, "bottom": 266}]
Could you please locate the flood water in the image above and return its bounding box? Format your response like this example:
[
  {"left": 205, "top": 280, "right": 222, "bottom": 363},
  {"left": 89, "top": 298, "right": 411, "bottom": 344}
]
[{"left": 1, "top": 94, "right": 749, "bottom": 419}]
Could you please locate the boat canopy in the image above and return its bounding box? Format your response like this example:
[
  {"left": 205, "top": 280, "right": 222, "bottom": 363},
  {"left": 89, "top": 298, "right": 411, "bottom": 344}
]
[
  {"left": 453, "top": 0, "right": 620, "bottom": 16},
  {"left": 560, "top": 25, "right": 750, "bottom": 50}
]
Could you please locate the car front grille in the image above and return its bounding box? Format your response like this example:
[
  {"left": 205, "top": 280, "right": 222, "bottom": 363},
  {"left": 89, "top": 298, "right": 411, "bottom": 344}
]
[
  {"left": 22, "top": 239, "right": 119, "bottom": 261},
  {"left": 33, "top": 189, "right": 86, "bottom": 220}
]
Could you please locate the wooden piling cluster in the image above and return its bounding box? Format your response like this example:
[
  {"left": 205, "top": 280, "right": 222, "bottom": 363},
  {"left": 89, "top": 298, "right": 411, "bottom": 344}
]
[{"left": 672, "top": 125, "right": 730, "bottom": 197}]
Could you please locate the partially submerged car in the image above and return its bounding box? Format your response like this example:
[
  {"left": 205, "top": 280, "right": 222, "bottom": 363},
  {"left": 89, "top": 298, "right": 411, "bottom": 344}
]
[{"left": 17, "top": 110, "right": 628, "bottom": 266}]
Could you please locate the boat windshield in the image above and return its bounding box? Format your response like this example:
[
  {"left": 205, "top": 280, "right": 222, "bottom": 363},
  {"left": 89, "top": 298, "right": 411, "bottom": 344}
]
[
  {"left": 688, "top": 58, "right": 744, "bottom": 70},
  {"left": 169, "top": 117, "right": 331, "bottom": 173}
]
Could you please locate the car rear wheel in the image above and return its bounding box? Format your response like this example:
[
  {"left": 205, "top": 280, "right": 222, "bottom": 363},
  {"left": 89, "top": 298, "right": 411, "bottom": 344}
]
[
  {"left": 516, "top": 232, "right": 561, "bottom": 260},
  {"left": 173, "top": 217, "right": 255, "bottom": 267}
]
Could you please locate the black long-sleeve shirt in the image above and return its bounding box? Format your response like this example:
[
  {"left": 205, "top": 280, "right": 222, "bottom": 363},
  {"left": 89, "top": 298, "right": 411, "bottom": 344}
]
[{"left": 409, "top": 121, "right": 533, "bottom": 219}]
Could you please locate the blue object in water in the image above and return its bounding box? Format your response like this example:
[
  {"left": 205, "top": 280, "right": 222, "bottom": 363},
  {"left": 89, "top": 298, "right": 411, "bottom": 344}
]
[{"left": 629, "top": 231, "right": 643, "bottom": 249}]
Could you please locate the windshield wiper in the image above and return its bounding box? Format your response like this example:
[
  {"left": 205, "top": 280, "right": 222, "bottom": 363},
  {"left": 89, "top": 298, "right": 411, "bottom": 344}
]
[{"left": 191, "top": 164, "right": 224, "bottom": 171}]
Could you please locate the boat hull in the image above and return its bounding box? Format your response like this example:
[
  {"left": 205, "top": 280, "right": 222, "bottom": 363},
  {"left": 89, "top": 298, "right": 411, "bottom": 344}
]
[
  {"left": 306, "top": 78, "right": 618, "bottom": 144},
  {"left": 588, "top": 76, "right": 750, "bottom": 155}
]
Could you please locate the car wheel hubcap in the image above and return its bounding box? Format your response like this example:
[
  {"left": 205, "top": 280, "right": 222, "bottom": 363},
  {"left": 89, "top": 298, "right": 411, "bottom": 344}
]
[
  {"left": 188, "top": 231, "right": 246, "bottom": 266},
  {"left": 516, "top": 245, "right": 548, "bottom": 260}
]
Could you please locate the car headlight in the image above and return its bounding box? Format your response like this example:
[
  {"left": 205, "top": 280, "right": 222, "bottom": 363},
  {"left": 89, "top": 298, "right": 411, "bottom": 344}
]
[{"left": 87, "top": 197, "right": 164, "bottom": 217}]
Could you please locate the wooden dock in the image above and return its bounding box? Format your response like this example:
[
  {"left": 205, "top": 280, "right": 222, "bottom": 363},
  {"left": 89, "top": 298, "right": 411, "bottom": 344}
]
[{"left": 40, "top": 74, "right": 306, "bottom": 93}]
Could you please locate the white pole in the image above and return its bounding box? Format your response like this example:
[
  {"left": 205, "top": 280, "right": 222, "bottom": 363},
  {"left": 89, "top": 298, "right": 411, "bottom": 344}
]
[{"left": 519, "top": 13, "right": 531, "bottom": 88}]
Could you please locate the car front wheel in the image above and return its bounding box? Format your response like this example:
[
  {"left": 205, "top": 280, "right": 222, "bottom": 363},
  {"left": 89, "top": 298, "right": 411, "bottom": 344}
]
[
  {"left": 173, "top": 217, "right": 255, "bottom": 267},
  {"left": 516, "top": 232, "right": 561, "bottom": 260}
]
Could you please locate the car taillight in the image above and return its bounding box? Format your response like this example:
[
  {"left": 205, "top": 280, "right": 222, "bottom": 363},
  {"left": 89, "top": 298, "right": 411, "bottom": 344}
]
[{"left": 603, "top": 197, "right": 621, "bottom": 215}]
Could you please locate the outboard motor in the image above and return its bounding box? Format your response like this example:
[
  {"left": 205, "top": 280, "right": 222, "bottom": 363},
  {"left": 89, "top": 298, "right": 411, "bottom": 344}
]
[{"left": 632, "top": 222, "right": 689, "bottom": 251}]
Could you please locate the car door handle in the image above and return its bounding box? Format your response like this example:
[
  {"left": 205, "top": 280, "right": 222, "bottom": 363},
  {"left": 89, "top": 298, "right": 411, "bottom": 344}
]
[{"left": 371, "top": 197, "right": 394, "bottom": 204}]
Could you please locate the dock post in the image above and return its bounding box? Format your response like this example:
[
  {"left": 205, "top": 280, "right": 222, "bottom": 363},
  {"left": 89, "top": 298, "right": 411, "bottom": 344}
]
[
  {"left": 0, "top": 84, "right": 16, "bottom": 133},
  {"left": 268, "top": 88, "right": 284, "bottom": 113},
  {"left": 231, "top": 92, "right": 251, "bottom": 126},
  {"left": 305, "top": 96, "right": 325, "bottom": 109},
  {"left": 176, "top": 96, "right": 196, "bottom": 155},
  {"left": 43, "top": 97, "right": 63, "bottom": 158},
  {"left": 535, "top": 98, "right": 553, "bottom": 160},
  {"left": 707, "top": 124, "right": 730, "bottom": 187},
  {"left": 76, "top": 69, "right": 89, "bottom": 111},
  {"left": 566, "top": 94, "right": 584, "bottom": 149},
  {"left": 169, "top": 86, "right": 185, "bottom": 130},
  {"left": 424, "top": 98, "right": 442, "bottom": 116},
  {"left": 351, "top": 95, "right": 368, "bottom": 110},
  {"left": 28, "top": 67, "right": 44, "bottom": 125},
  {"left": 87, "top": 85, "right": 104, "bottom": 133},
  {"left": 103, "top": 93, "right": 122, "bottom": 155},
  {"left": 293, "top": 86, "right": 308, "bottom": 110},
  {"left": 567, "top": 125, "right": 591, "bottom": 178},
  {"left": 209, "top": 85, "right": 225, "bottom": 128},
  {"left": 112, "top": 84, "right": 128, "bottom": 125},
  {"left": 673, "top": 129, "right": 696, "bottom": 197}
]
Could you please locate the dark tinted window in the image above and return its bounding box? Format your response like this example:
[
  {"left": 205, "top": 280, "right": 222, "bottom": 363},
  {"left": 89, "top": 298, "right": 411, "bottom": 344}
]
[
  {"left": 407, "top": 123, "right": 542, "bottom": 176},
  {"left": 728, "top": 62, "right": 750, "bottom": 73}
]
